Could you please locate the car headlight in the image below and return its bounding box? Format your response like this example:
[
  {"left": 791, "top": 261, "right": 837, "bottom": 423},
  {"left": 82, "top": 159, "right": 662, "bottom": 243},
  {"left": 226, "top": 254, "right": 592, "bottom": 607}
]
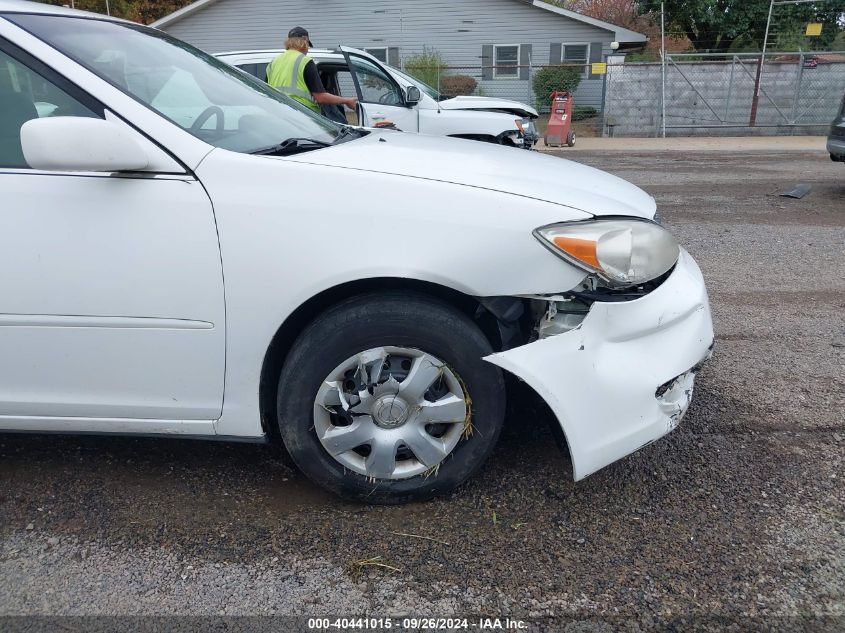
[{"left": 534, "top": 219, "right": 680, "bottom": 287}]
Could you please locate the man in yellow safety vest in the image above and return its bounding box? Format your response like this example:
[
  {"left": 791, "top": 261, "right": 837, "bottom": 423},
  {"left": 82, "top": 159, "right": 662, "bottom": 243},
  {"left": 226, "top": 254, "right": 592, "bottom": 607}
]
[{"left": 266, "top": 27, "right": 357, "bottom": 119}]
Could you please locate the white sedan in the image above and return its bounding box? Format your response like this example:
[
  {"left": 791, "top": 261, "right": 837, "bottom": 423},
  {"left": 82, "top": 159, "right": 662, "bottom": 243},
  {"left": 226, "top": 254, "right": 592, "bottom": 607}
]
[{"left": 0, "top": 1, "right": 713, "bottom": 503}]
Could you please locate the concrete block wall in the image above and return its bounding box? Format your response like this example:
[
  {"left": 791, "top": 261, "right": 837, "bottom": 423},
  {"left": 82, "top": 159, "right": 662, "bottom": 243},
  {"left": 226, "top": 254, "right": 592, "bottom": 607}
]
[{"left": 604, "top": 60, "right": 845, "bottom": 137}]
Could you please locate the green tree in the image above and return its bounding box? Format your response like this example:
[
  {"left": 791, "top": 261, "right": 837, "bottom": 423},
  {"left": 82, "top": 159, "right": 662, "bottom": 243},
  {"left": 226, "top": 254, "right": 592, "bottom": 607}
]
[
  {"left": 403, "top": 48, "right": 446, "bottom": 91},
  {"left": 639, "top": 0, "right": 845, "bottom": 53},
  {"left": 31, "top": 0, "right": 192, "bottom": 23}
]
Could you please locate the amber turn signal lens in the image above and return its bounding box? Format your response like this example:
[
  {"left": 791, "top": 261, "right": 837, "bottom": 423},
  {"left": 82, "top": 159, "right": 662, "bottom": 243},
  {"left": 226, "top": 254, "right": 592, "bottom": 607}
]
[{"left": 553, "top": 236, "right": 600, "bottom": 268}]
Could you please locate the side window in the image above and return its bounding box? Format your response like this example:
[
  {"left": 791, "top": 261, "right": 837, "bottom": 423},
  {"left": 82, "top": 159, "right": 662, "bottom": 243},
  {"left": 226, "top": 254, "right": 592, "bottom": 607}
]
[
  {"left": 562, "top": 44, "right": 590, "bottom": 77},
  {"left": 326, "top": 68, "right": 360, "bottom": 125},
  {"left": 235, "top": 63, "right": 269, "bottom": 82},
  {"left": 364, "top": 48, "right": 388, "bottom": 64},
  {"left": 333, "top": 70, "right": 358, "bottom": 101},
  {"left": 348, "top": 55, "right": 403, "bottom": 106},
  {"left": 494, "top": 45, "right": 520, "bottom": 78},
  {"left": 0, "top": 48, "right": 99, "bottom": 168}
]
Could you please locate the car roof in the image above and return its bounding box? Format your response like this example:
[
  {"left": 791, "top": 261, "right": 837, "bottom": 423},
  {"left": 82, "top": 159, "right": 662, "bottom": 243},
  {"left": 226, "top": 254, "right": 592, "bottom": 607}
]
[
  {"left": 0, "top": 0, "right": 106, "bottom": 21},
  {"left": 0, "top": 0, "right": 130, "bottom": 23},
  {"left": 216, "top": 49, "right": 343, "bottom": 61}
]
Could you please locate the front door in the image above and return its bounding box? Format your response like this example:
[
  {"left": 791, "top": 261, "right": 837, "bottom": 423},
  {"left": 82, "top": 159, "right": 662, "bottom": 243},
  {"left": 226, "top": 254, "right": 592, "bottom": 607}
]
[
  {"left": 342, "top": 50, "right": 419, "bottom": 132},
  {"left": 0, "top": 43, "right": 225, "bottom": 431}
]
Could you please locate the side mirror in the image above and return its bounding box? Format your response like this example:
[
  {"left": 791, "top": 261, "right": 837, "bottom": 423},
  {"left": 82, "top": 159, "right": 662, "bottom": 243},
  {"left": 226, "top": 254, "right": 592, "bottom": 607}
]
[
  {"left": 404, "top": 85, "right": 422, "bottom": 106},
  {"left": 21, "top": 117, "right": 149, "bottom": 172}
]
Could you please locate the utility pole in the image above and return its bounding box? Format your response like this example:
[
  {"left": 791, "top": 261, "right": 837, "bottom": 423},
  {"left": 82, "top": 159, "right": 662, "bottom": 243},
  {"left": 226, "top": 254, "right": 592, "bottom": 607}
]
[
  {"left": 105, "top": 0, "right": 110, "bottom": 16},
  {"left": 749, "top": 0, "right": 774, "bottom": 126},
  {"left": 661, "top": 1, "right": 666, "bottom": 138}
]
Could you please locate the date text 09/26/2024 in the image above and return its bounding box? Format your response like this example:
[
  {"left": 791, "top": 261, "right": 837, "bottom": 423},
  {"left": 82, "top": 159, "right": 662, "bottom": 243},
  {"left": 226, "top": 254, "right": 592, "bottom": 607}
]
[{"left": 307, "top": 617, "right": 528, "bottom": 630}]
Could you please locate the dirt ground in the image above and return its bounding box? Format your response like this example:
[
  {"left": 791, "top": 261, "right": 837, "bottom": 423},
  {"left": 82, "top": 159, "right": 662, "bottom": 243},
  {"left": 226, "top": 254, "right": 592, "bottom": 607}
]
[{"left": 1, "top": 150, "right": 843, "bottom": 631}]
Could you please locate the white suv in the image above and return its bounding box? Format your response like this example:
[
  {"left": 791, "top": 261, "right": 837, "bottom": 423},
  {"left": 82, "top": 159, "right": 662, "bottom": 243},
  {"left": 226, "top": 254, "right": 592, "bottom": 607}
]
[{"left": 216, "top": 47, "right": 540, "bottom": 148}]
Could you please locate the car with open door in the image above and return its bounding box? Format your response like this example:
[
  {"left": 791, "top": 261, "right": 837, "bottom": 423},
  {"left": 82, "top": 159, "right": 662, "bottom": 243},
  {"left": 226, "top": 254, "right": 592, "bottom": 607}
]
[
  {"left": 216, "top": 47, "right": 539, "bottom": 148},
  {"left": 1, "top": 0, "right": 713, "bottom": 504}
]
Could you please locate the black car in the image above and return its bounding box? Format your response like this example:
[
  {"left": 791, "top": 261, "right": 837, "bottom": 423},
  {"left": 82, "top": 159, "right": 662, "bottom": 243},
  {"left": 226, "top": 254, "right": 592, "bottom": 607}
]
[{"left": 828, "top": 93, "right": 845, "bottom": 164}]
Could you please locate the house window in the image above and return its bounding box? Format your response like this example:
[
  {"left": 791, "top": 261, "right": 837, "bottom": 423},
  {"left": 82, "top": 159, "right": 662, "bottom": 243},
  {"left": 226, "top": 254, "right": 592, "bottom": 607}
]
[
  {"left": 494, "top": 44, "right": 520, "bottom": 78},
  {"left": 236, "top": 62, "right": 269, "bottom": 82},
  {"left": 365, "top": 47, "right": 388, "bottom": 63},
  {"left": 562, "top": 43, "right": 590, "bottom": 76}
]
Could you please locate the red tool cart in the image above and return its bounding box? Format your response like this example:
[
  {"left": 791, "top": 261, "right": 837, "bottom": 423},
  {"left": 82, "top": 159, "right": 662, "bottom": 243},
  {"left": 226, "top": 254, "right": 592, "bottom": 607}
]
[{"left": 543, "top": 91, "right": 576, "bottom": 148}]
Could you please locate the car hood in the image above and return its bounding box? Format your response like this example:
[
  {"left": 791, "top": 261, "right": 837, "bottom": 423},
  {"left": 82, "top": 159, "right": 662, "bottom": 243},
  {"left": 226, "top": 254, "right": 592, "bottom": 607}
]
[
  {"left": 288, "top": 132, "right": 657, "bottom": 219},
  {"left": 438, "top": 95, "right": 539, "bottom": 119}
]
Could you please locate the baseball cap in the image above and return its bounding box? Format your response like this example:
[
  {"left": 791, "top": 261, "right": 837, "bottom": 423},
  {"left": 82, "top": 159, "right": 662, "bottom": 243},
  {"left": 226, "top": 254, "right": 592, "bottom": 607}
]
[{"left": 288, "top": 26, "right": 313, "bottom": 47}]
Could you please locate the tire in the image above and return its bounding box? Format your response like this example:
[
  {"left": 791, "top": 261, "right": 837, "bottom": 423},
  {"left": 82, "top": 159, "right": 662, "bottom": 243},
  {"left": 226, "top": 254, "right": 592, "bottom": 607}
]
[
  {"left": 276, "top": 292, "right": 506, "bottom": 504},
  {"left": 567, "top": 131, "right": 576, "bottom": 147}
]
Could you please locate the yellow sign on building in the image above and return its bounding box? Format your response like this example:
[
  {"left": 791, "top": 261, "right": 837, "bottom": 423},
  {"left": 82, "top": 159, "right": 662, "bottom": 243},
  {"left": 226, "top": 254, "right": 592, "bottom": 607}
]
[
  {"left": 806, "top": 23, "right": 823, "bottom": 37},
  {"left": 591, "top": 62, "right": 607, "bottom": 75}
]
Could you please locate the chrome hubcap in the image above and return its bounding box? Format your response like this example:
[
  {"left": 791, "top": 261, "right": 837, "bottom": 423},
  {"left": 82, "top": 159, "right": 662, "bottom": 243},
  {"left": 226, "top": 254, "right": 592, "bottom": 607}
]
[{"left": 313, "top": 346, "right": 468, "bottom": 480}]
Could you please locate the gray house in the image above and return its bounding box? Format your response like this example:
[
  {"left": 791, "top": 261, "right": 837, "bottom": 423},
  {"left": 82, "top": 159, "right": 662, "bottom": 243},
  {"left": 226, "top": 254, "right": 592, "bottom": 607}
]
[{"left": 152, "top": 0, "right": 647, "bottom": 109}]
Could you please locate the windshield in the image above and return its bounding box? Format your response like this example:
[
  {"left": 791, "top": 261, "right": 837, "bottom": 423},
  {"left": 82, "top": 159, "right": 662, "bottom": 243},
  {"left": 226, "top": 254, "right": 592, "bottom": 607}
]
[
  {"left": 8, "top": 14, "right": 341, "bottom": 153},
  {"left": 388, "top": 66, "right": 441, "bottom": 101}
]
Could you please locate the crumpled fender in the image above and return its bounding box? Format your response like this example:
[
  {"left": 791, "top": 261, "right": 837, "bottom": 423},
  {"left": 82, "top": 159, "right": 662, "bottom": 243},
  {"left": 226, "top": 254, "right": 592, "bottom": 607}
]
[{"left": 484, "top": 249, "right": 714, "bottom": 480}]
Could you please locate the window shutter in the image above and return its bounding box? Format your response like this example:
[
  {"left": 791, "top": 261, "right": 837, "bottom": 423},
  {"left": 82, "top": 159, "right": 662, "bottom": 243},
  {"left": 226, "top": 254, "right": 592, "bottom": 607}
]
[
  {"left": 387, "top": 47, "right": 399, "bottom": 67},
  {"left": 588, "top": 42, "right": 603, "bottom": 78},
  {"left": 519, "top": 44, "right": 531, "bottom": 80},
  {"left": 481, "top": 44, "right": 493, "bottom": 80},
  {"left": 549, "top": 43, "right": 562, "bottom": 65}
]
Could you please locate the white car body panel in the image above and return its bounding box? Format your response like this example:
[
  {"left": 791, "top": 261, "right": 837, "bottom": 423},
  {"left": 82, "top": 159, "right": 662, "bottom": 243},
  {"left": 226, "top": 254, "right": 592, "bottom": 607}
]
[
  {"left": 0, "top": 5, "right": 715, "bottom": 484},
  {"left": 0, "top": 168, "right": 226, "bottom": 426},
  {"left": 438, "top": 96, "right": 539, "bottom": 119},
  {"left": 193, "top": 144, "right": 591, "bottom": 436},
  {"left": 417, "top": 107, "right": 520, "bottom": 141},
  {"left": 486, "top": 250, "right": 713, "bottom": 479},
  {"left": 287, "top": 131, "right": 657, "bottom": 219},
  {"left": 356, "top": 99, "right": 419, "bottom": 133}
]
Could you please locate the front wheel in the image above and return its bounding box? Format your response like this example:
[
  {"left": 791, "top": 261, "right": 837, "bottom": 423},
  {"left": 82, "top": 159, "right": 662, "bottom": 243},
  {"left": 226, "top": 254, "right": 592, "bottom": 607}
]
[
  {"left": 276, "top": 293, "right": 506, "bottom": 503},
  {"left": 567, "top": 131, "right": 576, "bottom": 147}
]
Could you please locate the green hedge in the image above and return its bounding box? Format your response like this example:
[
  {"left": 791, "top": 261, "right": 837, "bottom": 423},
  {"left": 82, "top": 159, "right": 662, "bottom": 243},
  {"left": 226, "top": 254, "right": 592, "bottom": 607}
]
[
  {"left": 440, "top": 75, "right": 478, "bottom": 98},
  {"left": 572, "top": 106, "right": 598, "bottom": 121},
  {"left": 532, "top": 65, "right": 583, "bottom": 108}
]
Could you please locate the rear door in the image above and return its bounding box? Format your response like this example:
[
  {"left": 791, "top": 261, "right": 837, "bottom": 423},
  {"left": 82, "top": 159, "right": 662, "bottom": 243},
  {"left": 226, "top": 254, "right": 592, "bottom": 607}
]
[{"left": 340, "top": 47, "right": 418, "bottom": 132}]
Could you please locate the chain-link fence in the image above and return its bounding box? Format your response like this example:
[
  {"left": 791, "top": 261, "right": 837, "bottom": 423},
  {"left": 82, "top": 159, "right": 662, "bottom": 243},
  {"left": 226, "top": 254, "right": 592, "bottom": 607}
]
[
  {"left": 400, "top": 62, "right": 593, "bottom": 108},
  {"left": 402, "top": 52, "right": 845, "bottom": 138},
  {"left": 602, "top": 52, "right": 845, "bottom": 137}
]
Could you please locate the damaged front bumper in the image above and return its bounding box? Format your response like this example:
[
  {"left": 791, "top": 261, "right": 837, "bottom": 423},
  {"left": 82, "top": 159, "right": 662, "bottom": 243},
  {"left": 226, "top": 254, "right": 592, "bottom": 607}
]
[{"left": 484, "top": 248, "right": 714, "bottom": 481}]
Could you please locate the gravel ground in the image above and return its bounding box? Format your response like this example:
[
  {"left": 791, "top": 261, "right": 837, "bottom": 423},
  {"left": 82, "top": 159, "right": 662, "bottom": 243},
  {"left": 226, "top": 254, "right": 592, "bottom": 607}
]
[{"left": 1, "top": 150, "right": 843, "bottom": 631}]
